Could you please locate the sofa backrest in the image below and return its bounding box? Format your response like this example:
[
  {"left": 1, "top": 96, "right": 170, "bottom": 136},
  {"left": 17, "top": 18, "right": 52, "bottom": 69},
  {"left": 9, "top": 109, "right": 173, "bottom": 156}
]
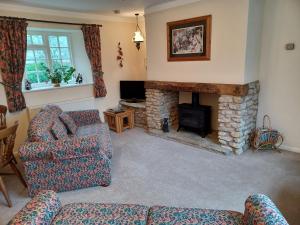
[{"left": 27, "top": 105, "right": 63, "bottom": 142}]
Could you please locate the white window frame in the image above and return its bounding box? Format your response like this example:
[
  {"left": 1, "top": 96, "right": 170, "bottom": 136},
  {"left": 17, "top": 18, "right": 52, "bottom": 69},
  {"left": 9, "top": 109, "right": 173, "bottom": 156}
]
[{"left": 24, "top": 30, "right": 76, "bottom": 90}]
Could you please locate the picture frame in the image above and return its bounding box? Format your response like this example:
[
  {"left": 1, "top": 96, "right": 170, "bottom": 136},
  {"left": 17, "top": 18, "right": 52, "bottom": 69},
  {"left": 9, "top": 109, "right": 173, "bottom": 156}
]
[{"left": 167, "top": 15, "right": 212, "bottom": 61}]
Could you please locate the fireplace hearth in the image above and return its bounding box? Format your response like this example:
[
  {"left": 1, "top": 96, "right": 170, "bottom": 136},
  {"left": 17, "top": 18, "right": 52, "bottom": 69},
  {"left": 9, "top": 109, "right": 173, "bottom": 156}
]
[
  {"left": 178, "top": 93, "right": 211, "bottom": 138},
  {"left": 145, "top": 80, "right": 259, "bottom": 154}
]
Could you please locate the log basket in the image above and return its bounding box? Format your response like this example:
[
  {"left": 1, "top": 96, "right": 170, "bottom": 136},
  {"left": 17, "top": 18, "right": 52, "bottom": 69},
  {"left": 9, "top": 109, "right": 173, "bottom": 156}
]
[{"left": 250, "top": 115, "right": 283, "bottom": 151}]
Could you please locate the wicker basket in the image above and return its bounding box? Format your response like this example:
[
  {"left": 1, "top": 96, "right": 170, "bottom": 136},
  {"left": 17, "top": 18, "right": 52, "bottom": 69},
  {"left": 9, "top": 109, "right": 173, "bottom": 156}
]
[{"left": 250, "top": 115, "right": 283, "bottom": 151}]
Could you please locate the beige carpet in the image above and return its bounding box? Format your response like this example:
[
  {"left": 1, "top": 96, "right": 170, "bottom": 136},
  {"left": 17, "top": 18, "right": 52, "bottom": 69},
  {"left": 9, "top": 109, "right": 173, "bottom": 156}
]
[{"left": 0, "top": 128, "right": 300, "bottom": 225}]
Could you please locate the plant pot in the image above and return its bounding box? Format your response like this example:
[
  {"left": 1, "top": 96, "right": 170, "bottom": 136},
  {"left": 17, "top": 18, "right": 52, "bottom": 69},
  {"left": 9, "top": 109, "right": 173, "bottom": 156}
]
[{"left": 53, "top": 83, "right": 60, "bottom": 87}]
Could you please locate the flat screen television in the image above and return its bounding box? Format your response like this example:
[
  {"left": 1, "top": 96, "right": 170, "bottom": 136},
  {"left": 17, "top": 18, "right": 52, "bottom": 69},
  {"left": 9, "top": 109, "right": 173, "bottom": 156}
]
[{"left": 120, "top": 81, "right": 145, "bottom": 101}]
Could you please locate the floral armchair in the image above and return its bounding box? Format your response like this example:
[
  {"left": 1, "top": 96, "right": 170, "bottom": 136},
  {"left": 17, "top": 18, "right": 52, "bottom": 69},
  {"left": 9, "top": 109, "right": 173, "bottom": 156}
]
[{"left": 19, "top": 105, "right": 112, "bottom": 197}]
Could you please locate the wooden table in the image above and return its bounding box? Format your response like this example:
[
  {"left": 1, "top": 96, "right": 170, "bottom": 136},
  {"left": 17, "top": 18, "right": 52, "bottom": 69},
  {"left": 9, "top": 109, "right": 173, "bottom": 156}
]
[{"left": 104, "top": 109, "right": 134, "bottom": 133}]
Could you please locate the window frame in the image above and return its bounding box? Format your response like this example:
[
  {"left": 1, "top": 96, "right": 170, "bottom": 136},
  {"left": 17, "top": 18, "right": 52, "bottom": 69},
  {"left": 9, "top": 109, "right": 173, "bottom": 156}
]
[{"left": 25, "top": 30, "right": 76, "bottom": 90}]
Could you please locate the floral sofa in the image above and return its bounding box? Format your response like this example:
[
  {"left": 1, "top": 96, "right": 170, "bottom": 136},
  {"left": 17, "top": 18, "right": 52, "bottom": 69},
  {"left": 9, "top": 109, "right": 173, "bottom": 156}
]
[
  {"left": 8, "top": 190, "right": 289, "bottom": 225},
  {"left": 19, "top": 105, "right": 113, "bottom": 197}
]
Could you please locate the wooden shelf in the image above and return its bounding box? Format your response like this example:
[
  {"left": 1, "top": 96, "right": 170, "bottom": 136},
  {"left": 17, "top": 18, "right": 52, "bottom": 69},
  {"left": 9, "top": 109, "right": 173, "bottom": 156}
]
[{"left": 145, "top": 80, "right": 258, "bottom": 96}]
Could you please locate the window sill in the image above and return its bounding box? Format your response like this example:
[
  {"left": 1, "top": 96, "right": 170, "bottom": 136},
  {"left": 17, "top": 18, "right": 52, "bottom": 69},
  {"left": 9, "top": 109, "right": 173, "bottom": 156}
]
[{"left": 23, "top": 82, "right": 93, "bottom": 93}]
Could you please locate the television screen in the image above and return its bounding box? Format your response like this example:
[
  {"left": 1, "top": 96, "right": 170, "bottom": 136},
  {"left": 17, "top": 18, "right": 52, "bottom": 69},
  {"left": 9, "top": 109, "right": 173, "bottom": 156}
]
[{"left": 120, "top": 81, "right": 145, "bottom": 100}]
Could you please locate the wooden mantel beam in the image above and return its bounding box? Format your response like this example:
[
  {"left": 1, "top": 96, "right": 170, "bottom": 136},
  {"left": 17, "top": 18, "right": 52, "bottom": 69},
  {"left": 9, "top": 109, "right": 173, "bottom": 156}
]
[{"left": 144, "top": 81, "right": 256, "bottom": 96}]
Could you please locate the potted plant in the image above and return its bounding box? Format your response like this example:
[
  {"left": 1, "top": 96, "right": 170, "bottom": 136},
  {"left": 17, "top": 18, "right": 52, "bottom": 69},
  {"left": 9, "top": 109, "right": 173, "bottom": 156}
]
[{"left": 41, "top": 63, "right": 76, "bottom": 87}]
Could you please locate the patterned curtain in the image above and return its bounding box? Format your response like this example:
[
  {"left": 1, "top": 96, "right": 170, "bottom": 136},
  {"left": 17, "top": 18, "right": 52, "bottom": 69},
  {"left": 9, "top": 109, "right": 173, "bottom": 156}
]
[
  {"left": 0, "top": 18, "right": 28, "bottom": 113},
  {"left": 81, "top": 25, "right": 107, "bottom": 98}
]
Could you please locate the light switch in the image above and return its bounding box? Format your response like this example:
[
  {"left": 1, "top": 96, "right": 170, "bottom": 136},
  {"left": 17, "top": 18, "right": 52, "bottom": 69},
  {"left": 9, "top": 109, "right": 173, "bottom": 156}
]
[{"left": 285, "top": 43, "right": 295, "bottom": 50}]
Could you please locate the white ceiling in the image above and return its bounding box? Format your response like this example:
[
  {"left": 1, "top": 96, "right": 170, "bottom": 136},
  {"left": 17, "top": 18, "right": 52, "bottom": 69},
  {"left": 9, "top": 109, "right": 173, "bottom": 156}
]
[{"left": 0, "top": 0, "right": 178, "bottom": 16}]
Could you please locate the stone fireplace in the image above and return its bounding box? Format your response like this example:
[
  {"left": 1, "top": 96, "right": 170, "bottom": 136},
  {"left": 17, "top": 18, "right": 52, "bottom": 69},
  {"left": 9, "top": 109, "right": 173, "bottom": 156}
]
[{"left": 145, "top": 81, "right": 259, "bottom": 154}]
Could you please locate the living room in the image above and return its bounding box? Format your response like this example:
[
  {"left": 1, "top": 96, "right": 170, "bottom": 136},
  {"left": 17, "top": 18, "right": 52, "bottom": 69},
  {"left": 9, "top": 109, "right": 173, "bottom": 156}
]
[{"left": 0, "top": 0, "right": 299, "bottom": 224}]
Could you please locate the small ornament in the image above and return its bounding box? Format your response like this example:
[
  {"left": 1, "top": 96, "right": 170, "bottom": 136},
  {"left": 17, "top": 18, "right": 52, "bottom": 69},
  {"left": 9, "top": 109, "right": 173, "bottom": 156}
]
[
  {"left": 162, "top": 118, "right": 169, "bottom": 133},
  {"left": 25, "top": 79, "right": 31, "bottom": 90},
  {"left": 76, "top": 73, "right": 83, "bottom": 84},
  {"left": 117, "top": 42, "right": 124, "bottom": 68}
]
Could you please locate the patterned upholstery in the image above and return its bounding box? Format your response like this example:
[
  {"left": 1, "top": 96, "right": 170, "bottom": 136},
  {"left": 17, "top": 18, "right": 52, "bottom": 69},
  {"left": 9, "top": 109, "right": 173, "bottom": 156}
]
[
  {"left": 52, "top": 203, "right": 149, "bottom": 225},
  {"left": 23, "top": 154, "right": 111, "bottom": 197},
  {"left": 19, "top": 135, "right": 105, "bottom": 161},
  {"left": 9, "top": 191, "right": 289, "bottom": 225},
  {"left": 27, "top": 110, "right": 56, "bottom": 142},
  {"left": 76, "top": 123, "right": 113, "bottom": 159},
  {"left": 147, "top": 206, "right": 244, "bottom": 225},
  {"left": 43, "top": 104, "right": 63, "bottom": 115},
  {"left": 59, "top": 112, "right": 77, "bottom": 134},
  {"left": 8, "top": 190, "right": 61, "bottom": 225},
  {"left": 66, "top": 109, "right": 102, "bottom": 126},
  {"left": 20, "top": 105, "right": 113, "bottom": 197},
  {"left": 244, "top": 194, "right": 289, "bottom": 225},
  {"left": 27, "top": 105, "right": 64, "bottom": 142},
  {"left": 51, "top": 120, "right": 68, "bottom": 140}
]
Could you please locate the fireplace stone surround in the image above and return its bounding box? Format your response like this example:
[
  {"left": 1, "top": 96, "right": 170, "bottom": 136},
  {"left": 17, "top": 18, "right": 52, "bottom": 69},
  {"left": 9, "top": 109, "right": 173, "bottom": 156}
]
[{"left": 145, "top": 81, "right": 259, "bottom": 154}]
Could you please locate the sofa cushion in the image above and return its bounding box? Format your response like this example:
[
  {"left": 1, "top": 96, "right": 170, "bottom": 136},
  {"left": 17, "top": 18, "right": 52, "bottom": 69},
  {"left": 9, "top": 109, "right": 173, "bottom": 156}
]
[
  {"left": 76, "top": 123, "right": 108, "bottom": 137},
  {"left": 147, "top": 206, "right": 244, "bottom": 225},
  {"left": 59, "top": 112, "right": 77, "bottom": 134},
  {"left": 43, "top": 104, "right": 63, "bottom": 116},
  {"left": 52, "top": 203, "right": 149, "bottom": 225},
  {"left": 76, "top": 123, "right": 113, "bottom": 159},
  {"left": 28, "top": 105, "right": 64, "bottom": 142},
  {"left": 51, "top": 120, "right": 68, "bottom": 140},
  {"left": 28, "top": 110, "right": 56, "bottom": 142}
]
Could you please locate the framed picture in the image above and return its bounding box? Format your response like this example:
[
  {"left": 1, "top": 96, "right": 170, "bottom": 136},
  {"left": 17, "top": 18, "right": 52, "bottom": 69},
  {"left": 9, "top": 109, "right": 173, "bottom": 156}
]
[{"left": 167, "top": 15, "right": 212, "bottom": 61}]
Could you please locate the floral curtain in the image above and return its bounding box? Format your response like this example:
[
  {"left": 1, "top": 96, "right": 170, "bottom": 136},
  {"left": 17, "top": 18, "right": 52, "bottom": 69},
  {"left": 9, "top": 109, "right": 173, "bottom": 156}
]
[
  {"left": 81, "top": 24, "right": 107, "bottom": 98},
  {"left": 0, "top": 18, "right": 28, "bottom": 113}
]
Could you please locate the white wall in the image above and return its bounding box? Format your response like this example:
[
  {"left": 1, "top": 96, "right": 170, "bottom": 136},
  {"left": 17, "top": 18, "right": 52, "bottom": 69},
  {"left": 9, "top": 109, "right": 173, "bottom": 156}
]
[
  {"left": 145, "top": 0, "right": 249, "bottom": 84},
  {"left": 257, "top": 0, "right": 300, "bottom": 152},
  {"left": 145, "top": 0, "right": 300, "bottom": 153},
  {"left": 244, "top": 0, "right": 265, "bottom": 83},
  {"left": 0, "top": 7, "right": 147, "bottom": 151},
  {"left": 70, "top": 29, "right": 93, "bottom": 84},
  {"left": 144, "top": 0, "right": 265, "bottom": 135}
]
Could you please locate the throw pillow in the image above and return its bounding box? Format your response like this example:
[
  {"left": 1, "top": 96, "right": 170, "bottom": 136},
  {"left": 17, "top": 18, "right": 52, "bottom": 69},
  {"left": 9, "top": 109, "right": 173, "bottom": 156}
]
[
  {"left": 59, "top": 112, "right": 77, "bottom": 134},
  {"left": 51, "top": 121, "right": 68, "bottom": 140}
]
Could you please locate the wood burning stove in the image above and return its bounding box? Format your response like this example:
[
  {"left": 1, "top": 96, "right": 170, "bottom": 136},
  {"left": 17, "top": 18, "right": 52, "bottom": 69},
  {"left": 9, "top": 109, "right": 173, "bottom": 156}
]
[{"left": 178, "top": 93, "right": 212, "bottom": 138}]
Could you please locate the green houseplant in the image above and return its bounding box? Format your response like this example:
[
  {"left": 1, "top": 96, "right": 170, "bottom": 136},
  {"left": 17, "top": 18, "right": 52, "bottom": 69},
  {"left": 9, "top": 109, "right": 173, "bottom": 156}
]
[{"left": 41, "top": 63, "right": 76, "bottom": 87}]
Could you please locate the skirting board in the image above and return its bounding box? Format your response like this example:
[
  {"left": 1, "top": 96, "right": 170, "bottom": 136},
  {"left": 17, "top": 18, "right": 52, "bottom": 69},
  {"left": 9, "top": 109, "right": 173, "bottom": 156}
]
[{"left": 281, "top": 145, "right": 300, "bottom": 153}]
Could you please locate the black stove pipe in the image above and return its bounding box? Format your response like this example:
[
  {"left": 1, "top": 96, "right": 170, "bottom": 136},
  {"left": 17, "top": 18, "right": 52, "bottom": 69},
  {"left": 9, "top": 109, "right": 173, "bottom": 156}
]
[{"left": 192, "top": 92, "right": 200, "bottom": 107}]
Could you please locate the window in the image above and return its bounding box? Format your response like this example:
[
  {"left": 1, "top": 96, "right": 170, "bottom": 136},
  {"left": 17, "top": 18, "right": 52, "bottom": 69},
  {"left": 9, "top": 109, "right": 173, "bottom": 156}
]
[{"left": 25, "top": 31, "right": 75, "bottom": 90}]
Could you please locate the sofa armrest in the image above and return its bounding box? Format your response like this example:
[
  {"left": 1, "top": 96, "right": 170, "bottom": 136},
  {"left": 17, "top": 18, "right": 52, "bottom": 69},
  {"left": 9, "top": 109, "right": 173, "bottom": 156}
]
[
  {"left": 8, "top": 190, "right": 61, "bottom": 225},
  {"left": 66, "top": 110, "right": 101, "bottom": 126},
  {"left": 244, "top": 194, "right": 289, "bottom": 225},
  {"left": 19, "top": 135, "right": 102, "bottom": 161}
]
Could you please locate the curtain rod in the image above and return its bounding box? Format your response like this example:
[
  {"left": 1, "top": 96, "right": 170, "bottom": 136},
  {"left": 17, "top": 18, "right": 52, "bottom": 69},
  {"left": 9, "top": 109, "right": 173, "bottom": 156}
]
[{"left": 0, "top": 16, "right": 102, "bottom": 27}]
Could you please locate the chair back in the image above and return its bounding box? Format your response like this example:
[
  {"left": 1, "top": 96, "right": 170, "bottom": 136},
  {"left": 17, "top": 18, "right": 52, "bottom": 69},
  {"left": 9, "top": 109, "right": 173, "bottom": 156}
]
[
  {"left": 0, "top": 105, "right": 7, "bottom": 130},
  {"left": 0, "top": 122, "right": 18, "bottom": 167}
]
